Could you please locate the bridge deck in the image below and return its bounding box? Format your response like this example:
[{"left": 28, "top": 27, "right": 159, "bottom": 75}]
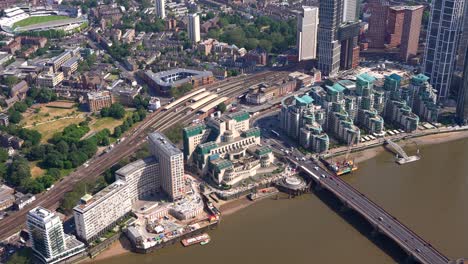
[{"left": 297, "top": 160, "right": 449, "bottom": 264}]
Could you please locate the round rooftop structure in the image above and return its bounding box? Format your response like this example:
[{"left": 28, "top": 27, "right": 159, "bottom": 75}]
[{"left": 279, "top": 175, "right": 307, "bottom": 191}]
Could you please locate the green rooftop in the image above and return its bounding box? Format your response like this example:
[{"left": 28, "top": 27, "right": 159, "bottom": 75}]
[
  {"left": 211, "top": 159, "right": 233, "bottom": 171},
  {"left": 230, "top": 111, "right": 250, "bottom": 122},
  {"left": 255, "top": 146, "right": 272, "bottom": 156},
  {"left": 197, "top": 141, "right": 218, "bottom": 155},
  {"left": 242, "top": 127, "right": 261, "bottom": 138},
  {"left": 357, "top": 73, "right": 376, "bottom": 84},
  {"left": 326, "top": 83, "right": 346, "bottom": 94},
  {"left": 183, "top": 124, "right": 206, "bottom": 138},
  {"left": 295, "top": 95, "right": 314, "bottom": 105},
  {"left": 412, "top": 74, "right": 430, "bottom": 85}
]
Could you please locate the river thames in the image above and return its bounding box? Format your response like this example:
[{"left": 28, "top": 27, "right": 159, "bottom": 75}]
[{"left": 96, "top": 138, "right": 468, "bottom": 263}]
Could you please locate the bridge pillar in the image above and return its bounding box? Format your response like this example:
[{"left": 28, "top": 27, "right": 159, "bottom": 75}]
[
  {"left": 403, "top": 253, "right": 415, "bottom": 264},
  {"left": 313, "top": 182, "right": 322, "bottom": 191},
  {"left": 339, "top": 201, "right": 350, "bottom": 213},
  {"left": 370, "top": 225, "right": 380, "bottom": 237}
]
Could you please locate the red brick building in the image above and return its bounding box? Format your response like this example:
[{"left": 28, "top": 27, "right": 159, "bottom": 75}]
[
  {"left": 367, "top": 0, "right": 389, "bottom": 48},
  {"left": 400, "top": 6, "right": 424, "bottom": 62},
  {"left": 87, "top": 91, "right": 114, "bottom": 112},
  {"left": 387, "top": 7, "right": 405, "bottom": 48}
]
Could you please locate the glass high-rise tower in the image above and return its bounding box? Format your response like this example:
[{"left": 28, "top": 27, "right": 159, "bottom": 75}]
[
  {"left": 423, "top": 0, "right": 465, "bottom": 101},
  {"left": 317, "top": 0, "right": 343, "bottom": 76}
]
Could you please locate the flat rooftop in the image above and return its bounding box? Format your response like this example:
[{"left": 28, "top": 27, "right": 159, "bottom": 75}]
[
  {"left": 389, "top": 5, "right": 424, "bottom": 11},
  {"left": 116, "top": 157, "right": 157, "bottom": 177},
  {"left": 62, "top": 56, "right": 80, "bottom": 68},
  {"left": 28, "top": 206, "right": 56, "bottom": 223},
  {"left": 74, "top": 180, "right": 127, "bottom": 211},
  {"left": 145, "top": 68, "right": 213, "bottom": 87},
  {"left": 148, "top": 132, "right": 182, "bottom": 156}
]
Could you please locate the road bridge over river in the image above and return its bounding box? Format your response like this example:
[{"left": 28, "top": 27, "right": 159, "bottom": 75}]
[{"left": 288, "top": 154, "right": 449, "bottom": 264}]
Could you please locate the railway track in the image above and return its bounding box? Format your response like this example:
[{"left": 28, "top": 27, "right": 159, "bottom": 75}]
[{"left": 0, "top": 69, "right": 290, "bottom": 241}]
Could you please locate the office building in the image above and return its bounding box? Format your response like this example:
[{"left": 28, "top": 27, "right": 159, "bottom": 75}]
[
  {"left": 457, "top": 4, "right": 468, "bottom": 70},
  {"left": 73, "top": 180, "right": 132, "bottom": 242},
  {"left": 155, "top": 0, "right": 166, "bottom": 19},
  {"left": 148, "top": 132, "right": 185, "bottom": 201},
  {"left": 297, "top": 6, "right": 319, "bottom": 61},
  {"left": 367, "top": 4, "right": 423, "bottom": 61},
  {"left": 188, "top": 13, "right": 200, "bottom": 43},
  {"left": 317, "top": 0, "right": 342, "bottom": 76},
  {"left": 343, "top": 0, "right": 359, "bottom": 22},
  {"left": 385, "top": 6, "right": 424, "bottom": 61},
  {"left": 37, "top": 72, "right": 64, "bottom": 88},
  {"left": 457, "top": 49, "right": 468, "bottom": 124},
  {"left": 367, "top": 0, "right": 389, "bottom": 48},
  {"left": 399, "top": 6, "right": 423, "bottom": 62},
  {"left": 183, "top": 124, "right": 210, "bottom": 161},
  {"left": 27, "top": 207, "right": 85, "bottom": 264},
  {"left": 338, "top": 22, "right": 360, "bottom": 70},
  {"left": 188, "top": 112, "right": 273, "bottom": 186},
  {"left": 423, "top": 0, "right": 465, "bottom": 100},
  {"left": 387, "top": 6, "right": 405, "bottom": 48}
]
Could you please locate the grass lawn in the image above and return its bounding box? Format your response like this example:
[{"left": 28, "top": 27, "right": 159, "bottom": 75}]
[
  {"left": 30, "top": 161, "right": 46, "bottom": 179},
  {"left": 89, "top": 117, "right": 123, "bottom": 134},
  {"left": 36, "top": 117, "right": 86, "bottom": 143},
  {"left": 23, "top": 104, "right": 134, "bottom": 142},
  {"left": 13, "top": 15, "right": 70, "bottom": 28},
  {"left": 22, "top": 104, "right": 86, "bottom": 143},
  {"left": 22, "top": 103, "right": 81, "bottom": 127},
  {"left": 88, "top": 111, "right": 133, "bottom": 134}
]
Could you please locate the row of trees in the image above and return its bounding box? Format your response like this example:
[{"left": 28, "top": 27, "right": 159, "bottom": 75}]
[{"left": 113, "top": 108, "right": 147, "bottom": 137}]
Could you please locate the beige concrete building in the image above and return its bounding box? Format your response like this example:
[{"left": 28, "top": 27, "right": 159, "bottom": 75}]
[
  {"left": 148, "top": 132, "right": 185, "bottom": 201},
  {"left": 297, "top": 6, "right": 319, "bottom": 61},
  {"left": 37, "top": 72, "right": 64, "bottom": 88},
  {"left": 183, "top": 124, "right": 211, "bottom": 161},
  {"left": 188, "top": 13, "right": 200, "bottom": 42},
  {"left": 115, "top": 157, "right": 160, "bottom": 202},
  {"left": 73, "top": 180, "right": 132, "bottom": 242}
]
